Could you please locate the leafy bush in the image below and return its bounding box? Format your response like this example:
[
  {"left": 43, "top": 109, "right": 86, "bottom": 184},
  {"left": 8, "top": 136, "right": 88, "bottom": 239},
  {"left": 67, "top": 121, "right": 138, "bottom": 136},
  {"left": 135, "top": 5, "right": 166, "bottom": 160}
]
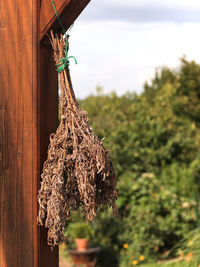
[
  {"left": 65, "top": 58, "right": 200, "bottom": 266},
  {"left": 118, "top": 170, "right": 197, "bottom": 266}
]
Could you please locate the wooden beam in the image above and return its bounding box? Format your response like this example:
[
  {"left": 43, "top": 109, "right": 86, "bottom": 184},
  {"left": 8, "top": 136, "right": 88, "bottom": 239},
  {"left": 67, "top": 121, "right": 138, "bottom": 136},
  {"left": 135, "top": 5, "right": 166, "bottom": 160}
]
[
  {"left": 0, "top": 0, "right": 40, "bottom": 266},
  {"left": 0, "top": 0, "right": 90, "bottom": 266},
  {"left": 0, "top": 1, "right": 58, "bottom": 266},
  {"left": 40, "top": 0, "right": 91, "bottom": 40},
  {"left": 40, "top": 0, "right": 71, "bottom": 38},
  {"left": 39, "top": 42, "right": 59, "bottom": 267}
]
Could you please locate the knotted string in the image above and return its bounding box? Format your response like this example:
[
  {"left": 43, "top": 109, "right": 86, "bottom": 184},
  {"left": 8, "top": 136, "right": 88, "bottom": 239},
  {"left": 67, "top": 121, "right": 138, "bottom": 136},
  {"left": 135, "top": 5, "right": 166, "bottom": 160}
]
[
  {"left": 56, "top": 35, "right": 78, "bottom": 73},
  {"left": 51, "top": 0, "right": 77, "bottom": 73}
]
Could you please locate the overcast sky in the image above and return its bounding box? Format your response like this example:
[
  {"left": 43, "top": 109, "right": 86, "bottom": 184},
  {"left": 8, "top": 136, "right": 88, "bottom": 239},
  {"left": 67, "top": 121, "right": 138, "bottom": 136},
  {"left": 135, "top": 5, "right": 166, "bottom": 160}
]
[{"left": 68, "top": 0, "right": 200, "bottom": 98}]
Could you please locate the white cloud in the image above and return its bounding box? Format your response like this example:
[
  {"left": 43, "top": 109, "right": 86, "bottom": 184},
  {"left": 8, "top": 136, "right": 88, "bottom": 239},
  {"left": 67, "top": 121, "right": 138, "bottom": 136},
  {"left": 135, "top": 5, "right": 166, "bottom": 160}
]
[
  {"left": 68, "top": 20, "right": 200, "bottom": 99},
  {"left": 163, "top": 0, "right": 200, "bottom": 8},
  {"left": 99, "top": 0, "right": 200, "bottom": 8},
  {"left": 79, "top": 0, "right": 200, "bottom": 23}
]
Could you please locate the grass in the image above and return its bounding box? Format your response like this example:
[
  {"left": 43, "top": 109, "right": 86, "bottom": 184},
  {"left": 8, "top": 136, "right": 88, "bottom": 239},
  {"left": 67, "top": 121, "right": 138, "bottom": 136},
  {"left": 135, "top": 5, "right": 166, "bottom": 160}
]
[{"left": 141, "top": 260, "right": 200, "bottom": 267}]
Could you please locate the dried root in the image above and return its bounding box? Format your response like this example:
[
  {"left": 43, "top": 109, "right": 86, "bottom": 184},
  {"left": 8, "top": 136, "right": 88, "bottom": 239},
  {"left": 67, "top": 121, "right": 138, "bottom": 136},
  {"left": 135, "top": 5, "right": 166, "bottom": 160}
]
[{"left": 37, "top": 31, "right": 118, "bottom": 246}]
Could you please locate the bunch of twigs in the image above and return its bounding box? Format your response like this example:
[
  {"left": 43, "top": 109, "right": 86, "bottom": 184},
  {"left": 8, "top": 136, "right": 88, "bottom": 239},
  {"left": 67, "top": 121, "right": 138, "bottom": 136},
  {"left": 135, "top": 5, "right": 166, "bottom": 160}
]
[{"left": 37, "top": 31, "right": 118, "bottom": 247}]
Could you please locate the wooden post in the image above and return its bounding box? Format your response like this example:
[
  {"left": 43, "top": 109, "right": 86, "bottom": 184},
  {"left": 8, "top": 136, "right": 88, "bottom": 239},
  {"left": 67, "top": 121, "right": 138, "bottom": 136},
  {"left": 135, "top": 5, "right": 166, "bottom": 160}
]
[{"left": 0, "top": 0, "right": 90, "bottom": 266}]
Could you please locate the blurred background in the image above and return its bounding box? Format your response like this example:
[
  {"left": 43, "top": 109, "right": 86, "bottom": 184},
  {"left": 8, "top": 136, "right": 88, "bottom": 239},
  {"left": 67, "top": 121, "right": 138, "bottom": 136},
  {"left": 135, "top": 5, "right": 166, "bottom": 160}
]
[
  {"left": 60, "top": 1, "right": 200, "bottom": 266},
  {"left": 69, "top": 0, "right": 200, "bottom": 99}
]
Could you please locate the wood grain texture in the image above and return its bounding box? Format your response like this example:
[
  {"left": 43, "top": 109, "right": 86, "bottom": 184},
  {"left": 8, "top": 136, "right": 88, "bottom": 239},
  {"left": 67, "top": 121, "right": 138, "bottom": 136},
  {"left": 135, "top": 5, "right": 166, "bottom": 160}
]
[
  {"left": 39, "top": 43, "right": 59, "bottom": 267},
  {"left": 0, "top": 0, "right": 58, "bottom": 266},
  {"left": 0, "top": 0, "right": 39, "bottom": 266},
  {"left": 40, "top": 0, "right": 71, "bottom": 37},
  {"left": 40, "top": 0, "right": 91, "bottom": 40}
]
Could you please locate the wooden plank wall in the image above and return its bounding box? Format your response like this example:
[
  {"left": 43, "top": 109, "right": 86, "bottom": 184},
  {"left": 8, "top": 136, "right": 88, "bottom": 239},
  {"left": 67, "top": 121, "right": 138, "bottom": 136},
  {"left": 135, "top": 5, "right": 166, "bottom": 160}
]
[{"left": 0, "top": 0, "right": 58, "bottom": 266}]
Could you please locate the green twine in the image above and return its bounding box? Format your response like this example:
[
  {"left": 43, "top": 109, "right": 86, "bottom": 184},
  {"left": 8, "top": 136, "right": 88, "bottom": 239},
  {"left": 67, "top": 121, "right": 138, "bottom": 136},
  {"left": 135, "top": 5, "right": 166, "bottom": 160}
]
[
  {"left": 51, "top": 0, "right": 77, "bottom": 73},
  {"left": 57, "top": 37, "right": 78, "bottom": 73},
  {"left": 51, "top": 0, "right": 66, "bottom": 33}
]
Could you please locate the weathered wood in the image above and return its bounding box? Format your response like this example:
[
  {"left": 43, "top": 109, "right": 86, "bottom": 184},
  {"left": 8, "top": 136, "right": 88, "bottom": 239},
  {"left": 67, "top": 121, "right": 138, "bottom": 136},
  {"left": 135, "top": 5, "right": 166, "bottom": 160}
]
[{"left": 40, "top": 0, "right": 91, "bottom": 40}]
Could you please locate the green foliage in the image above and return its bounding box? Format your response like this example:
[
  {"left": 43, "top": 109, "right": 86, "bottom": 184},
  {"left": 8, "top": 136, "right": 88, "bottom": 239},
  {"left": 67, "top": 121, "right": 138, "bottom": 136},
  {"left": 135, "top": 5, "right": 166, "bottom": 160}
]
[
  {"left": 141, "top": 261, "right": 200, "bottom": 267},
  {"left": 167, "top": 228, "right": 200, "bottom": 264},
  {"left": 67, "top": 222, "right": 92, "bottom": 239},
  {"left": 65, "top": 211, "right": 94, "bottom": 249},
  {"left": 65, "top": 58, "right": 200, "bottom": 266},
  {"left": 118, "top": 170, "right": 197, "bottom": 266},
  {"left": 89, "top": 209, "right": 120, "bottom": 267}
]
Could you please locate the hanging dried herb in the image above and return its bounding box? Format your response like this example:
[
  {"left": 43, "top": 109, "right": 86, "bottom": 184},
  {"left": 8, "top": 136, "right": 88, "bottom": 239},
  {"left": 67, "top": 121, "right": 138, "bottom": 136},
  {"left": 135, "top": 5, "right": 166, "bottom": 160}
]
[{"left": 37, "top": 31, "right": 118, "bottom": 247}]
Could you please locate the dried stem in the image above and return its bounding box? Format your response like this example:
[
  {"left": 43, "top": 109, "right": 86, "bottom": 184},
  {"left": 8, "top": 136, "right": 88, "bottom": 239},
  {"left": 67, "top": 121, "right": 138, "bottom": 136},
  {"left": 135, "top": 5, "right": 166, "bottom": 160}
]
[{"left": 37, "top": 31, "right": 118, "bottom": 246}]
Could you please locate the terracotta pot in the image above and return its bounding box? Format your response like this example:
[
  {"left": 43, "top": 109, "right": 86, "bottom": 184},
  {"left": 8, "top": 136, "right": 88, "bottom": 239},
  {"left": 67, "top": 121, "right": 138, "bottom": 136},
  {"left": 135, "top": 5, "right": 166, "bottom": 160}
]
[{"left": 75, "top": 238, "right": 88, "bottom": 251}]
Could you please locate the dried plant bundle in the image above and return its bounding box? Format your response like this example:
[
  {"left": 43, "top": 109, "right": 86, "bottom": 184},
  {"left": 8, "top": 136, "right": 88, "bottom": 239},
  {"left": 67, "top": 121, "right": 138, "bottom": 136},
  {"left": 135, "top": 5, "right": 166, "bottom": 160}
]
[{"left": 37, "top": 31, "right": 118, "bottom": 246}]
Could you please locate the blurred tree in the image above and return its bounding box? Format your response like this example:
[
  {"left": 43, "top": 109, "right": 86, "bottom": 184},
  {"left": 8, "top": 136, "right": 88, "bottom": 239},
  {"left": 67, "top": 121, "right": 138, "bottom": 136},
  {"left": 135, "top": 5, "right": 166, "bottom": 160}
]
[{"left": 66, "top": 58, "right": 200, "bottom": 266}]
